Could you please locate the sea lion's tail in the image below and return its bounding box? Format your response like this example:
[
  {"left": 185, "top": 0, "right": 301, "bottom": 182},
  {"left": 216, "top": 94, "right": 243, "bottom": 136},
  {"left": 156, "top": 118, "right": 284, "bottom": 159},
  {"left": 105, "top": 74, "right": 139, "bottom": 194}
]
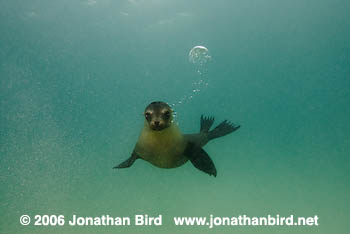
[{"left": 200, "top": 115, "right": 240, "bottom": 140}]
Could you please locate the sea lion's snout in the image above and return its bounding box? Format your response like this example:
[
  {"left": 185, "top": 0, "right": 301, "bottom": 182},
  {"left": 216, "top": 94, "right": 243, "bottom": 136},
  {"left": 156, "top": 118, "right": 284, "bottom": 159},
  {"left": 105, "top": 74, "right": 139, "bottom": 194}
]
[
  {"left": 150, "top": 120, "right": 165, "bottom": 131},
  {"left": 154, "top": 121, "right": 160, "bottom": 126}
]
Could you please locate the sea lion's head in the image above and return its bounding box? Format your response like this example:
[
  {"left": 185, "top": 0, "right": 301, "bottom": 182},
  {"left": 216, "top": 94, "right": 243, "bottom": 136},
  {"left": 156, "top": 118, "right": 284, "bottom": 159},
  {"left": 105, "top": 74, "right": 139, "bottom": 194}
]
[{"left": 144, "top": 101, "right": 173, "bottom": 131}]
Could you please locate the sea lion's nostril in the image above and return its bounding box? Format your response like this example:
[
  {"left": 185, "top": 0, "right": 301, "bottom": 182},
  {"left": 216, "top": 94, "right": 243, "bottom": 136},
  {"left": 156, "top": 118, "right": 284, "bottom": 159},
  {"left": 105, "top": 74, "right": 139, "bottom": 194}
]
[{"left": 154, "top": 121, "right": 160, "bottom": 126}]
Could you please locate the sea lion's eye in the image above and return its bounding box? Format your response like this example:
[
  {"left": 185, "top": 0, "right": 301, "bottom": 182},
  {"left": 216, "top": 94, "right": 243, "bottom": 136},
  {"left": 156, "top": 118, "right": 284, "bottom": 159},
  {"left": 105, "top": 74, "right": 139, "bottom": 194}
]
[
  {"left": 163, "top": 111, "right": 170, "bottom": 120},
  {"left": 145, "top": 112, "right": 151, "bottom": 121}
]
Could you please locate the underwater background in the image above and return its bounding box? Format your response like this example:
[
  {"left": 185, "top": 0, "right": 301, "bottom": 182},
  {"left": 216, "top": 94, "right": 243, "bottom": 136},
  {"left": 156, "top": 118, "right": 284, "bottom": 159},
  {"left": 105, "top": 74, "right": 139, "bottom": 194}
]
[{"left": 1, "top": 0, "right": 349, "bottom": 233}]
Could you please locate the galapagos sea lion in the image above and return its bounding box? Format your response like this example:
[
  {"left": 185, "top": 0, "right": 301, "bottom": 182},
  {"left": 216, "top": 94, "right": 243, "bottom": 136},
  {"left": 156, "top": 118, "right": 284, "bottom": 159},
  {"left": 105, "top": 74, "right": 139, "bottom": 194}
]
[{"left": 114, "top": 101, "right": 240, "bottom": 177}]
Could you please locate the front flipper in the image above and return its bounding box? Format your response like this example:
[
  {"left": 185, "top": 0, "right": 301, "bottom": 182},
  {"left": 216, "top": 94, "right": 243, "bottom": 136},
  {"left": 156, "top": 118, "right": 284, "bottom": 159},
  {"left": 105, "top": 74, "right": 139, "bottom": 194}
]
[
  {"left": 184, "top": 142, "right": 217, "bottom": 177},
  {"left": 113, "top": 151, "right": 139, "bottom": 169}
]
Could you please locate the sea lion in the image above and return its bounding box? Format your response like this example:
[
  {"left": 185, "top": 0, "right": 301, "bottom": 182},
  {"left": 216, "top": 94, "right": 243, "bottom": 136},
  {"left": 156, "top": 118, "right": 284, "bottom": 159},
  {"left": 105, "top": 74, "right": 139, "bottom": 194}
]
[{"left": 113, "top": 101, "right": 240, "bottom": 177}]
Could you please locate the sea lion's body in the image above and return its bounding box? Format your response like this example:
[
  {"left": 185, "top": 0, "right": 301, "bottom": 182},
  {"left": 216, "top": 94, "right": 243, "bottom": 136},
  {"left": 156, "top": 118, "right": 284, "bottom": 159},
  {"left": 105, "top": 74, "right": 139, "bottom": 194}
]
[
  {"left": 136, "top": 121, "right": 187, "bottom": 168},
  {"left": 114, "top": 101, "right": 240, "bottom": 177}
]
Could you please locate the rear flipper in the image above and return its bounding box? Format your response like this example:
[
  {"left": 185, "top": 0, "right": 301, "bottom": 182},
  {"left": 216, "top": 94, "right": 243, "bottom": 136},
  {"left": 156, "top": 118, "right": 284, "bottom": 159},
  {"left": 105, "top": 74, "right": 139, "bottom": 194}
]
[
  {"left": 208, "top": 120, "right": 240, "bottom": 140},
  {"left": 113, "top": 151, "right": 139, "bottom": 169},
  {"left": 184, "top": 142, "right": 217, "bottom": 177},
  {"left": 200, "top": 115, "right": 215, "bottom": 133}
]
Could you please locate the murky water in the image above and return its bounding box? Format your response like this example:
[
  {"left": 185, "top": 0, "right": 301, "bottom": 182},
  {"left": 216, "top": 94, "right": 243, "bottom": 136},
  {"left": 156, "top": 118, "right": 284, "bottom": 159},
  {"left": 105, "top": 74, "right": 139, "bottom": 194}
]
[{"left": 1, "top": 0, "right": 349, "bottom": 233}]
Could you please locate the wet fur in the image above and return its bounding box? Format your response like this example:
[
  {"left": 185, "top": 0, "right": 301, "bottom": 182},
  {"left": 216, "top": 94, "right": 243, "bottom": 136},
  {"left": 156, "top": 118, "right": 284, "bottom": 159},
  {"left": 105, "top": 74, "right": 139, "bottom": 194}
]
[{"left": 135, "top": 121, "right": 188, "bottom": 168}]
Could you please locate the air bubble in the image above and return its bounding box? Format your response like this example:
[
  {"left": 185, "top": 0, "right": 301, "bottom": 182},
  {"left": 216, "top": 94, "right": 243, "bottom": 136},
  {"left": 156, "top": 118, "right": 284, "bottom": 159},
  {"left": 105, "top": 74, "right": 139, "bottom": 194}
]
[{"left": 189, "top": 46, "right": 211, "bottom": 66}]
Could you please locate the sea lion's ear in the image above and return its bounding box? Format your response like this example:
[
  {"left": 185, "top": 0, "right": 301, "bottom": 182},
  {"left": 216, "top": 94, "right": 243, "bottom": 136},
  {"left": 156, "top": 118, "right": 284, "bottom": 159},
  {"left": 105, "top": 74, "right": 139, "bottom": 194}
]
[
  {"left": 184, "top": 142, "right": 217, "bottom": 177},
  {"left": 113, "top": 151, "right": 139, "bottom": 169}
]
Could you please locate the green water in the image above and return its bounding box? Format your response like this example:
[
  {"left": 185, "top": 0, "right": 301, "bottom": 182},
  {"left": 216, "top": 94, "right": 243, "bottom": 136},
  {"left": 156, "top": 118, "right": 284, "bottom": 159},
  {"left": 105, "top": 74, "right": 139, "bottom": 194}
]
[{"left": 1, "top": 0, "right": 349, "bottom": 233}]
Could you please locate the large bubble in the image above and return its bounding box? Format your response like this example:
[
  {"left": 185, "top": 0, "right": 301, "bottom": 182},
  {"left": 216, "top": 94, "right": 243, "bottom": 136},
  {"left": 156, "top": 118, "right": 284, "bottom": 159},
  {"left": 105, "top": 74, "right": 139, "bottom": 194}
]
[
  {"left": 170, "top": 46, "right": 212, "bottom": 108},
  {"left": 170, "top": 46, "right": 211, "bottom": 108},
  {"left": 188, "top": 46, "right": 211, "bottom": 66}
]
